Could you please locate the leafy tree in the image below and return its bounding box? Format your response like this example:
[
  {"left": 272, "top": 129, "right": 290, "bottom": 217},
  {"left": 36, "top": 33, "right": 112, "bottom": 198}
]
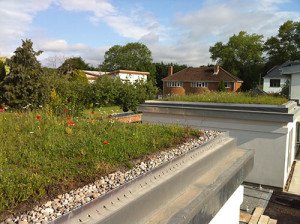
[
  {"left": 154, "top": 62, "right": 187, "bottom": 90},
  {"left": 218, "top": 80, "right": 225, "bottom": 92},
  {"left": 209, "top": 31, "right": 264, "bottom": 90},
  {"left": 0, "top": 61, "right": 5, "bottom": 82},
  {"left": 264, "top": 20, "right": 300, "bottom": 71},
  {"left": 0, "top": 39, "right": 46, "bottom": 109},
  {"left": 101, "top": 42, "right": 156, "bottom": 82},
  {"left": 58, "top": 57, "right": 90, "bottom": 74}
]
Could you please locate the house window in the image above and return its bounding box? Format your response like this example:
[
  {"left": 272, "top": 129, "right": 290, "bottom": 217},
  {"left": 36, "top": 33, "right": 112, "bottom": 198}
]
[
  {"left": 167, "top": 81, "right": 182, "bottom": 87},
  {"left": 224, "top": 82, "right": 232, "bottom": 88},
  {"left": 270, "top": 79, "right": 281, "bottom": 87},
  {"left": 191, "top": 82, "right": 208, "bottom": 88}
]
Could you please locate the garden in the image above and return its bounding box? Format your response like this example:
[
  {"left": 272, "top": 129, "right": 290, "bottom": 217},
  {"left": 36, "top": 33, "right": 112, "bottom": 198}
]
[{"left": 0, "top": 109, "right": 202, "bottom": 220}]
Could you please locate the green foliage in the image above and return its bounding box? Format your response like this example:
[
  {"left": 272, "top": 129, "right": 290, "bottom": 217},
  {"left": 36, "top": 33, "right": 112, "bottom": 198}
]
[
  {"left": 0, "top": 111, "right": 201, "bottom": 213},
  {"left": 164, "top": 92, "right": 288, "bottom": 105},
  {"left": 209, "top": 31, "right": 264, "bottom": 90},
  {"left": 154, "top": 62, "right": 187, "bottom": 90},
  {"left": 280, "top": 80, "right": 290, "bottom": 98},
  {"left": 91, "top": 75, "right": 123, "bottom": 106},
  {"left": 101, "top": 42, "right": 156, "bottom": 82},
  {"left": 0, "top": 39, "right": 46, "bottom": 109},
  {"left": 0, "top": 61, "right": 5, "bottom": 82},
  {"left": 44, "top": 70, "right": 91, "bottom": 115},
  {"left": 264, "top": 20, "right": 300, "bottom": 72},
  {"left": 218, "top": 80, "right": 226, "bottom": 92},
  {"left": 58, "top": 57, "right": 91, "bottom": 74},
  {"left": 91, "top": 76, "right": 157, "bottom": 112}
]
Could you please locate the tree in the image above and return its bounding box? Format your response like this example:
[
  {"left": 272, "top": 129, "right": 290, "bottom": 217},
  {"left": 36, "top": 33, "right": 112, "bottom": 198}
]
[
  {"left": 0, "top": 61, "right": 5, "bottom": 82},
  {"left": 101, "top": 42, "right": 156, "bottom": 82},
  {"left": 218, "top": 80, "right": 225, "bottom": 92},
  {"left": 0, "top": 39, "right": 46, "bottom": 109},
  {"left": 209, "top": 31, "right": 264, "bottom": 90},
  {"left": 58, "top": 57, "right": 90, "bottom": 74},
  {"left": 264, "top": 20, "right": 300, "bottom": 71}
]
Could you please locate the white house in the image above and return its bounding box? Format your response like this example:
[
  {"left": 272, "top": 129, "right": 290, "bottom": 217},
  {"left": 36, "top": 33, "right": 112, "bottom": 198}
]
[
  {"left": 263, "top": 61, "right": 292, "bottom": 93},
  {"left": 107, "top": 70, "right": 149, "bottom": 83},
  {"left": 83, "top": 70, "right": 107, "bottom": 83},
  {"left": 281, "top": 62, "right": 300, "bottom": 103}
]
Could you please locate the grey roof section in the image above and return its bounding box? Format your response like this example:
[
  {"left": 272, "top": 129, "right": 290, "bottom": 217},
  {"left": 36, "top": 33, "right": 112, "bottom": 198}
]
[
  {"left": 281, "top": 64, "right": 300, "bottom": 75},
  {"left": 264, "top": 61, "right": 300, "bottom": 78}
]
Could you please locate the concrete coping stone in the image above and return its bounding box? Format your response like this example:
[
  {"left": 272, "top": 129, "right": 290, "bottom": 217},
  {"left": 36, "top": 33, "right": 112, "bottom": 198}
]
[{"left": 142, "top": 100, "right": 297, "bottom": 113}]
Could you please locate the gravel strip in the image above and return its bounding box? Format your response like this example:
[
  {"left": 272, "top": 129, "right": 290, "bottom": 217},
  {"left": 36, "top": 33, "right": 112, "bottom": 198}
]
[{"left": 3, "top": 130, "right": 220, "bottom": 224}]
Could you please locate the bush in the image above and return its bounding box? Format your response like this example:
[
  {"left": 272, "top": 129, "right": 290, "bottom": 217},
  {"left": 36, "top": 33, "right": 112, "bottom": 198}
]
[{"left": 218, "top": 80, "right": 225, "bottom": 92}]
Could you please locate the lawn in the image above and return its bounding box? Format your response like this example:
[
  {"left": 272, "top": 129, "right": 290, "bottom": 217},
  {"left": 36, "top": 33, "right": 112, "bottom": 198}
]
[
  {"left": 163, "top": 92, "right": 288, "bottom": 105},
  {"left": 0, "top": 110, "right": 201, "bottom": 215}
]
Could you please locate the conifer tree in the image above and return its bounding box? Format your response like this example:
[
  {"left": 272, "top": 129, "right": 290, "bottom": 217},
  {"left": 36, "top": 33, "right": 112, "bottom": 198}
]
[{"left": 0, "top": 39, "right": 45, "bottom": 109}]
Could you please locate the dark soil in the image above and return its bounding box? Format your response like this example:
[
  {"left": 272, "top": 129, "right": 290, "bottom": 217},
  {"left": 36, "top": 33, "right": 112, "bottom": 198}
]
[{"left": 264, "top": 190, "right": 300, "bottom": 224}]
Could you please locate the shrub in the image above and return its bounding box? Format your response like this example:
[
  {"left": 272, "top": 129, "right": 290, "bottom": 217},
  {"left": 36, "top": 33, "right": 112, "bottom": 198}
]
[{"left": 218, "top": 80, "right": 225, "bottom": 92}]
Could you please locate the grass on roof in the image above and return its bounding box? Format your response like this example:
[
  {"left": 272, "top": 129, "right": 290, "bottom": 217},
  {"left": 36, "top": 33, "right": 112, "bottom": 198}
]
[
  {"left": 163, "top": 92, "right": 288, "bottom": 105},
  {"left": 0, "top": 110, "right": 202, "bottom": 216}
]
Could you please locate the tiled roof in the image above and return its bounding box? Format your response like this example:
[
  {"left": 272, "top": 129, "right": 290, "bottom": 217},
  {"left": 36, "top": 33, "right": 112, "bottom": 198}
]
[
  {"left": 264, "top": 61, "right": 300, "bottom": 78},
  {"left": 162, "top": 66, "right": 243, "bottom": 82}
]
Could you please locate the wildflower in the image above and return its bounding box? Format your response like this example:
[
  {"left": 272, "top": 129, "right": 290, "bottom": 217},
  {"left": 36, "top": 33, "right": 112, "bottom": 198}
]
[
  {"left": 36, "top": 114, "right": 41, "bottom": 120},
  {"left": 64, "top": 108, "right": 69, "bottom": 113},
  {"left": 67, "top": 116, "right": 71, "bottom": 120},
  {"left": 103, "top": 140, "right": 109, "bottom": 145},
  {"left": 67, "top": 121, "right": 75, "bottom": 126}
]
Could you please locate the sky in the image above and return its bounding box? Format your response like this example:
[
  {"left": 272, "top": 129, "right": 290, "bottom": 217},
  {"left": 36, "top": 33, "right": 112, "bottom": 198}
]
[{"left": 0, "top": 0, "right": 300, "bottom": 68}]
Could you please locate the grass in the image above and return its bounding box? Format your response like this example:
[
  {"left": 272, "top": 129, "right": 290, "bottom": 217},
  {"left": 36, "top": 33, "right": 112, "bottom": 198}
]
[
  {"left": 163, "top": 92, "right": 288, "bottom": 105},
  {"left": 0, "top": 110, "right": 201, "bottom": 214},
  {"left": 83, "top": 106, "right": 123, "bottom": 119}
]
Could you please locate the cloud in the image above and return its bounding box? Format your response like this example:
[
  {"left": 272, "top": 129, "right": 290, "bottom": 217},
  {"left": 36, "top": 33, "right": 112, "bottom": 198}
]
[
  {"left": 162, "top": 0, "right": 300, "bottom": 66},
  {"left": 37, "top": 39, "right": 107, "bottom": 67},
  {"left": 0, "top": 0, "right": 52, "bottom": 56}
]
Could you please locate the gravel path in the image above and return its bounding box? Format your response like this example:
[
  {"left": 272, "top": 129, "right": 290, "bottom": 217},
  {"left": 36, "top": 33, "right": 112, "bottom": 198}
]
[{"left": 3, "top": 130, "right": 220, "bottom": 224}]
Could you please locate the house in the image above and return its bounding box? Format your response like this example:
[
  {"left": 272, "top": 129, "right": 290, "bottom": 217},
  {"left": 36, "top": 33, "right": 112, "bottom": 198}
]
[
  {"left": 162, "top": 65, "right": 243, "bottom": 95},
  {"left": 107, "top": 70, "right": 149, "bottom": 84},
  {"left": 262, "top": 61, "right": 296, "bottom": 93},
  {"left": 281, "top": 61, "right": 300, "bottom": 103},
  {"left": 83, "top": 70, "right": 107, "bottom": 83}
]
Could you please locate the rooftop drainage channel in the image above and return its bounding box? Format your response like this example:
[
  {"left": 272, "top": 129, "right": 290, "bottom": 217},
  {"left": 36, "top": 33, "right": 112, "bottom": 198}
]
[{"left": 52, "top": 134, "right": 254, "bottom": 224}]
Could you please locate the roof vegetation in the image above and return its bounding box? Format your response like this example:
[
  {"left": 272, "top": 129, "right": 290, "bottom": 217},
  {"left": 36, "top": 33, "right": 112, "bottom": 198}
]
[{"left": 163, "top": 92, "right": 288, "bottom": 105}]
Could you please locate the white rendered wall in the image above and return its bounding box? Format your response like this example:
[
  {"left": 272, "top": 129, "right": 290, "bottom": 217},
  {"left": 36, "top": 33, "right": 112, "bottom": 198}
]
[
  {"left": 142, "top": 113, "right": 299, "bottom": 188},
  {"left": 209, "top": 186, "right": 244, "bottom": 224},
  {"left": 117, "top": 73, "right": 147, "bottom": 83},
  {"left": 263, "top": 77, "right": 288, "bottom": 93},
  {"left": 290, "top": 74, "right": 300, "bottom": 101}
]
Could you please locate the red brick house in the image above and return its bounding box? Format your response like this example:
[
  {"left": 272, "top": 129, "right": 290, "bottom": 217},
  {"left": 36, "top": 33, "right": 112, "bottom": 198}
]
[{"left": 162, "top": 65, "right": 243, "bottom": 95}]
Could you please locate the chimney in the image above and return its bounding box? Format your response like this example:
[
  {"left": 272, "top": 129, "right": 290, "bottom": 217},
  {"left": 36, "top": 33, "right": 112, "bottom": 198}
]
[
  {"left": 213, "top": 64, "right": 219, "bottom": 75},
  {"left": 168, "top": 66, "right": 173, "bottom": 76}
]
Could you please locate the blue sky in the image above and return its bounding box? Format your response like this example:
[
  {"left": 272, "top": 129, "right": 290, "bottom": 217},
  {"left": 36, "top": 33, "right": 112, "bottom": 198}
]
[{"left": 0, "top": 0, "right": 299, "bottom": 67}]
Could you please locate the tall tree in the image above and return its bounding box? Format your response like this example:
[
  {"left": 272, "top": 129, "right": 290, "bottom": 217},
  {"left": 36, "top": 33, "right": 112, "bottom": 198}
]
[
  {"left": 264, "top": 20, "right": 300, "bottom": 71},
  {"left": 0, "top": 39, "right": 46, "bottom": 108},
  {"left": 209, "top": 31, "right": 264, "bottom": 90},
  {"left": 101, "top": 42, "right": 156, "bottom": 81},
  {"left": 58, "top": 57, "right": 91, "bottom": 74},
  {"left": 0, "top": 61, "right": 5, "bottom": 82}
]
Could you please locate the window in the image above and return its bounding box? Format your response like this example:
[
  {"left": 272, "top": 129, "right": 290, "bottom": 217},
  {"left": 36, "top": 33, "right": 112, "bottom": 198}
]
[
  {"left": 167, "top": 81, "right": 182, "bottom": 87},
  {"left": 191, "top": 82, "right": 208, "bottom": 88},
  {"left": 224, "top": 82, "right": 232, "bottom": 88},
  {"left": 270, "top": 79, "right": 281, "bottom": 87}
]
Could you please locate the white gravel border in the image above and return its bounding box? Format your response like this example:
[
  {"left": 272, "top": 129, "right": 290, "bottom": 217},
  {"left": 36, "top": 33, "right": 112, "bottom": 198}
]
[{"left": 3, "top": 130, "right": 220, "bottom": 224}]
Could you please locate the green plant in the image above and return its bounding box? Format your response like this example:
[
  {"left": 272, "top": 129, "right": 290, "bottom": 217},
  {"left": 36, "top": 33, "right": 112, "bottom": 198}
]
[
  {"left": 164, "top": 92, "right": 288, "bottom": 105},
  {"left": 218, "top": 80, "right": 226, "bottom": 92},
  {"left": 0, "top": 111, "right": 201, "bottom": 214}
]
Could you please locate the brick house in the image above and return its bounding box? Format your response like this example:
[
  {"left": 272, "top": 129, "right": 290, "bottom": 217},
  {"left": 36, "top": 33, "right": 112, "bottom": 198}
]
[{"left": 162, "top": 65, "right": 243, "bottom": 95}]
